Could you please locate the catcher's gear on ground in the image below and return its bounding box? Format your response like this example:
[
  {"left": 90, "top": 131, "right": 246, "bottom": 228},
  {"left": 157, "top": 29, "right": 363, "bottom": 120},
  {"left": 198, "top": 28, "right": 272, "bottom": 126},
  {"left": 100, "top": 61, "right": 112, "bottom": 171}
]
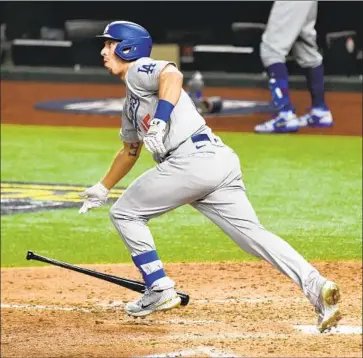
[{"left": 200, "top": 96, "right": 223, "bottom": 114}]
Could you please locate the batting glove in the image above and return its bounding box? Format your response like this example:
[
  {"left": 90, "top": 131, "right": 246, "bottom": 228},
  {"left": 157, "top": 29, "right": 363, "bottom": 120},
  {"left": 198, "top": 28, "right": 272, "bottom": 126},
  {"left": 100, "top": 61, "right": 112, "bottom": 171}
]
[
  {"left": 78, "top": 182, "right": 109, "bottom": 214},
  {"left": 143, "top": 118, "right": 167, "bottom": 155}
]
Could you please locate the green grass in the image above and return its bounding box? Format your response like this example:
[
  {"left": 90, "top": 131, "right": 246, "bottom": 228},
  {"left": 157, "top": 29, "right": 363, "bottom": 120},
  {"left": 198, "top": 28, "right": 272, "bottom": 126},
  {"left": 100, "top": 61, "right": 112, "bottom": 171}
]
[{"left": 1, "top": 125, "right": 362, "bottom": 267}]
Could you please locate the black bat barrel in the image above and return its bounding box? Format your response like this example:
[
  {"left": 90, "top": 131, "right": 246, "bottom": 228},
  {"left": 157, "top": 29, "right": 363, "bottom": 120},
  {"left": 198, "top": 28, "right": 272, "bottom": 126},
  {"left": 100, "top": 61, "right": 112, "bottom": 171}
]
[{"left": 26, "top": 251, "right": 190, "bottom": 306}]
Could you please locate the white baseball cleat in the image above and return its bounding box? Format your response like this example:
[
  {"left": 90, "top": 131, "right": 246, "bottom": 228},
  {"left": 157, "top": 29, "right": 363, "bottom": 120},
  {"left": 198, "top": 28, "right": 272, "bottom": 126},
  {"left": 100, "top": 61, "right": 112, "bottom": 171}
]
[
  {"left": 299, "top": 107, "right": 333, "bottom": 128},
  {"left": 254, "top": 110, "right": 300, "bottom": 133},
  {"left": 316, "top": 280, "right": 342, "bottom": 333},
  {"left": 125, "top": 287, "right": 181, "bottom": 317}
]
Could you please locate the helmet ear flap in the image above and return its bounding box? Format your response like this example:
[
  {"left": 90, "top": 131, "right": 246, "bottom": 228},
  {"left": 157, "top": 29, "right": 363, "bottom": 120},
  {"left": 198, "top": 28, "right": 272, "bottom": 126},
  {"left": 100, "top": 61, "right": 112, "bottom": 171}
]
[
  {"left": 114, "top": 41, "right": 134, "bottom": 61},
  {"left": 114, "top": 38, "right": 152, "bottom": 61},
  {"left": 114, "top": 42, "right": 125, "bottom": 60}
]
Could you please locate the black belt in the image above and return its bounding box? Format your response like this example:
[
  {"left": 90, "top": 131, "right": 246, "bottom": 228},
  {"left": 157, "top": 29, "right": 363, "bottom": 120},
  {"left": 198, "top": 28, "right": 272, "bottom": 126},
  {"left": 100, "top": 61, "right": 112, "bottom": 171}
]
[{"left": 162, "top": 133, "right": 211, "bottom": 162}]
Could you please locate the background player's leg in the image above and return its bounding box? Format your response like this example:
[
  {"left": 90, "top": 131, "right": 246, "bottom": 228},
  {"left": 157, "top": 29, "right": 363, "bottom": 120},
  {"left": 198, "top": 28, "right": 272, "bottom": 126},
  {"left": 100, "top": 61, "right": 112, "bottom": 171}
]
[
  {"left": 191, "top": 179, "right": 327, "bottom": 308},
  {"left": 292, "top": 2, "right": 333, "bottom": 128},
  {"left": 255, "top": 1, "right": 316, "bottom": 134}
]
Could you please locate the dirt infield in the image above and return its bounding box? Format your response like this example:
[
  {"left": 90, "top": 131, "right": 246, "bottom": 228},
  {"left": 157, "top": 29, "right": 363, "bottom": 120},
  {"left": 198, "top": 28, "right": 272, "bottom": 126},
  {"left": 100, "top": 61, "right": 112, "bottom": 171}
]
[
  {"left": 1, "top": 80, "right": 362, "bottom": 357},
  {"left": 1, "top": 262, "right": 362, "bottom": 357},
  {"left": 1, "top": 81, "right": 362, "bottom": 136}
]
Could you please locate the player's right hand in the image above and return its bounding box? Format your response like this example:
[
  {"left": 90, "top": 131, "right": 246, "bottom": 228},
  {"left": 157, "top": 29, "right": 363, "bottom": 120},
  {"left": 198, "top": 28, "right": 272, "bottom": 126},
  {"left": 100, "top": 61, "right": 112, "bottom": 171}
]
[
  {"left": 78, "top": 182, "right": 109, "bottom": 214},
  {"left": 144, "top": 118, "right": 167, "bottom": 155}
]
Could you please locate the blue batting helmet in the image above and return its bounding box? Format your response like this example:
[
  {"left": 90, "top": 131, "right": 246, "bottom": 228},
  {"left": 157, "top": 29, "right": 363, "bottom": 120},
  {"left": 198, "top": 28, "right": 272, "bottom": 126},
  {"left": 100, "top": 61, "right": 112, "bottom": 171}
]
[{"left": 96, "top": 21, "right": 152, "bottom": 61}]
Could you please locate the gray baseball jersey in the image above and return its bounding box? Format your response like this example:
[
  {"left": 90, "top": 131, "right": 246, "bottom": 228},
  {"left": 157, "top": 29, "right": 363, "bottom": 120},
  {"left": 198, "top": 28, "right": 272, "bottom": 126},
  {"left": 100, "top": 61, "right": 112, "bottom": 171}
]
[
  {"left": 260, "top": 1, "right": 322, "bottom": 68},
  {"left": 120, "top": 57, "right": 206, "bottom": 162},
  {"left": 109, "top": 56, "right": 327, "bottom": 310}
]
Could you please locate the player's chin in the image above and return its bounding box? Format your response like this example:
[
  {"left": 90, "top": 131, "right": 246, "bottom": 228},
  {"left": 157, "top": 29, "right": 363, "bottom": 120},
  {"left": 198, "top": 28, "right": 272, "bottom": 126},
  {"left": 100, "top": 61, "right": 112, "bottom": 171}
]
[
  {"left": 106, "top": 66, "right": 118, "bottom": 76},
  {"left": 104, "top": 63, "right": 112, "bottom": 72}
]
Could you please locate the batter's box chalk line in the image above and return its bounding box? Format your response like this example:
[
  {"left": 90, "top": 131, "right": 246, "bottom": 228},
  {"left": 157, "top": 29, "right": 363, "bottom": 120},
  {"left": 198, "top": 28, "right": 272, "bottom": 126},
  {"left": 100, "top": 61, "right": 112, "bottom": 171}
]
[
  {"left": 294, "top": 325, "right": 362, "bottom": 335},
  {"left": 138, "top": 345, "right": 242, "bottom": 358},
  {"left": 95, "top": 297, "right": 306, "bottom": 306},
  {"left": 0, "top": 303, "right": 92, "bottom": 313}
]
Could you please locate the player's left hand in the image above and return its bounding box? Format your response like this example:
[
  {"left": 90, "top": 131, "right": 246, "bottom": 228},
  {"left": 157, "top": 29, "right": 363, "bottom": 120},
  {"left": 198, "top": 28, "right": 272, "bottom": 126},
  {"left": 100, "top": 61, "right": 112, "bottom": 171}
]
[
  {"left": 78, "top": 182, "right": 109, "bottom": 214},
  {"left": 143, "top": 118, "right": 167, "bottom": 155}
]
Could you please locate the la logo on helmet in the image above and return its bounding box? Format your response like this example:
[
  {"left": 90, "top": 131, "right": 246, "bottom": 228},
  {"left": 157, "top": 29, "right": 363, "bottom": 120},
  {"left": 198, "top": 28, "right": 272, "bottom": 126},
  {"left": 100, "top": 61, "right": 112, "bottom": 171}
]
[{"left": 104, "top": 24, "right": 110, "bottom": 35}]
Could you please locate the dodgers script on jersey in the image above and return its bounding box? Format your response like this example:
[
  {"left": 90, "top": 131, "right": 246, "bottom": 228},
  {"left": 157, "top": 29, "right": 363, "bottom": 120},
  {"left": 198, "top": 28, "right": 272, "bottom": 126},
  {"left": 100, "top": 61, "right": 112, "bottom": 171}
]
[{"left": 120, "top": 57, "right": 206, "bottom": 160}]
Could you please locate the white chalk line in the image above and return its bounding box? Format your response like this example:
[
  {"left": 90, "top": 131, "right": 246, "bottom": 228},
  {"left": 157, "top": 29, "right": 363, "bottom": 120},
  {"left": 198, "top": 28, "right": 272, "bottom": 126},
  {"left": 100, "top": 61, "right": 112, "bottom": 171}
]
[
  {"left": 166, "top": 332, "right": 290, "bottom": 341},
  {"left": 138, "top": 346, "right": 242, "bottom": 358},
  {"left": 1, "top": 297, "right": 305, "bottom": 313},
  {"left": 294, "top": 325, "right": 362, "bottom": 335},
  {"left": 94, "top": 297, "right": 306, "bottom": 307},
  {"left": 0, "top": 303, "right": 216, "bottom": 326},
  {"left": 123, "top": 318, "right": 217, "bottom": 326},
  {"left": 1, "top": 303, "right": 92, "bottom": 313},
  {"left": 193, "top": 297, "right": 306, "bottom": 304}
]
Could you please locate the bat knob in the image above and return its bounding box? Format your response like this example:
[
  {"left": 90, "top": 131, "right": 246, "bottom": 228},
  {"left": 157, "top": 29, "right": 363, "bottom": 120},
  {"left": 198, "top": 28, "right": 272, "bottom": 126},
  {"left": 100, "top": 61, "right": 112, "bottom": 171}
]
[
  {"left": 180, "top": 295, "right": 190, "bottom": 306},
  {"left": 26, "top": 251, "right": 34, "bottom": 260}
]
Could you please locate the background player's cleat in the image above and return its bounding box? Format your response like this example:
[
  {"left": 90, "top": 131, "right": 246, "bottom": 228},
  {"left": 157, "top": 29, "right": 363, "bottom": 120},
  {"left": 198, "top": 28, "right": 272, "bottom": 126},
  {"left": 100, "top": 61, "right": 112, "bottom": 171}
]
[
  {"left": 254, "top": 110, "right": 300, "bottom": 133},
  {"left": 299, "top": 107, "right": 333, "bottom": 128},
  {"left": 316, "top": 280, "right": 342, "bottom": 333},
  {"left": 125, "top": 287, "right": 181, "bottom": 317}
]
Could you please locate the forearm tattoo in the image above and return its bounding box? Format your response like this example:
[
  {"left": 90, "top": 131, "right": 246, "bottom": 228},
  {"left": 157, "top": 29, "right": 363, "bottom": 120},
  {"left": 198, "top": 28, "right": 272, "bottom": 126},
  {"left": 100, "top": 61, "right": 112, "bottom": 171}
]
[{"left": 128, "top": 142, "right": 140, "bottom": 157}]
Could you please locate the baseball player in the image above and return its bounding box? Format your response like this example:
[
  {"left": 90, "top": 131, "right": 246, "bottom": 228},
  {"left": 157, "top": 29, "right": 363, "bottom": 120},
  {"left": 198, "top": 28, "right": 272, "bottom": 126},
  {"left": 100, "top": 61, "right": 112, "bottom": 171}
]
[
  {"left": 79, "top": 21, "right": 341, "bottom": 333},
  {"left": 255, "top": 1, "right": 333, "bottom": 133}
]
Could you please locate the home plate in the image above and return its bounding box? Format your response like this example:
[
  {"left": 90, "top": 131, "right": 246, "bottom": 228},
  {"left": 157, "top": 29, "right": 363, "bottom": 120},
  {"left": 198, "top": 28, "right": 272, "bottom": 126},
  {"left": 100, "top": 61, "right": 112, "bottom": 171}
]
[{"left": 294, "top": 325, "right": 362, "bottom": 335}]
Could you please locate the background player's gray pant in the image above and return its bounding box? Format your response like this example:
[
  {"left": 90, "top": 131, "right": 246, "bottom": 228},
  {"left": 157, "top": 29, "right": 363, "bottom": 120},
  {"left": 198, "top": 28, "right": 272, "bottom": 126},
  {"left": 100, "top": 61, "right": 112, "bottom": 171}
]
[
  {"left": 260, "top": 1, "right": 322, "bottom": 68},
  {"left": 110, "top": 130, "right": 326, "bottom": 308}
]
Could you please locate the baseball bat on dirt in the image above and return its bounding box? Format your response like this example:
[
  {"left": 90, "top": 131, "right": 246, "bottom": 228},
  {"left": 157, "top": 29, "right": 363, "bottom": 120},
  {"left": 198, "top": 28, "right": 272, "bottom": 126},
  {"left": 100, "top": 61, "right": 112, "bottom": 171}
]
[{"left": 26, "top": 251, "right": 190, "bottom": 306}]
